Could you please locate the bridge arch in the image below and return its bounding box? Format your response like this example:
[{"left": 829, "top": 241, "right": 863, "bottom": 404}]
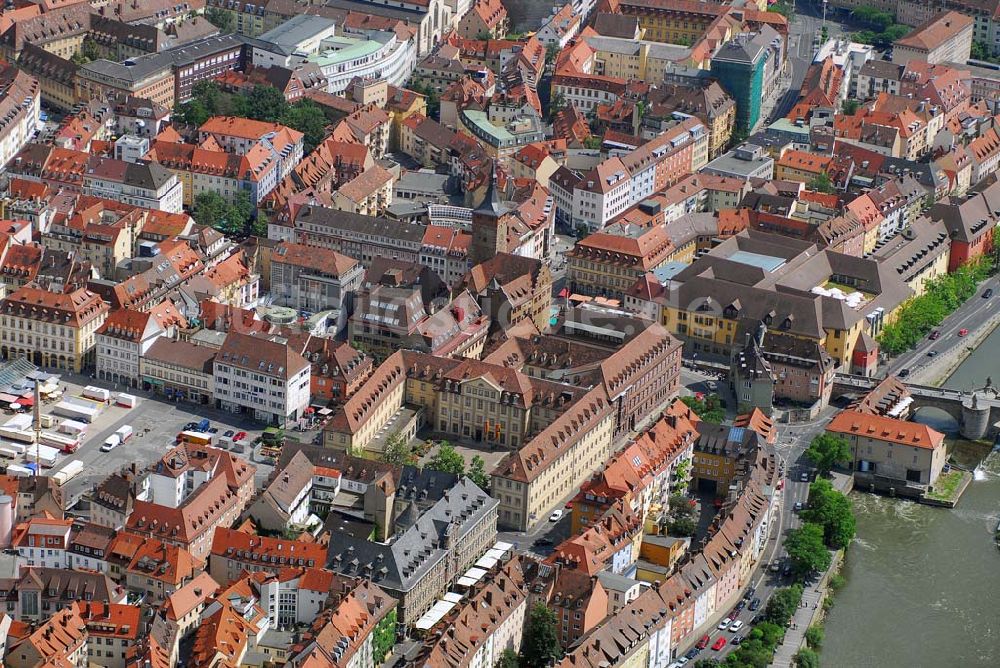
[{"left": 910, "top": 405, "right": 960, "bottom": 434}]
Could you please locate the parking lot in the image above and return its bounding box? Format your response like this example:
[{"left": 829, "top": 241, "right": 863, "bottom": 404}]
[{"left": 6, "top": 373, "right": 274, "bottom": 506}]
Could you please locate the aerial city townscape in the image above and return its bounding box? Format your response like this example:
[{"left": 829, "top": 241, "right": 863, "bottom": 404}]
[{"left": 0, "top": 0, "right": 999, "bottom": 666}]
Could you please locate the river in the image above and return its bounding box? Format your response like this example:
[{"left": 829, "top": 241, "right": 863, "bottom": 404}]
[{"left": 822, "top": 341, "right": 1000, "bottom": 667}]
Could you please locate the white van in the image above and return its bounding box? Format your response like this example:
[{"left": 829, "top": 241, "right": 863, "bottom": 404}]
[{"left": 100, "top": 434, "right": 121, "bottom": 452}]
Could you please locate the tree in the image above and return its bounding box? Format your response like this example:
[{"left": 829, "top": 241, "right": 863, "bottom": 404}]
[
  {"left": 427, "top": 442, "right": 466, "bottom": 476},
  {"left": 753, "top": 621, "right": 785, "bottom": 648},
  {"left": 803, "top": 479, "right": 856, "bottom": 549},
  {"left": 583, "top": 135, "right": 603, "bottom": 150},
  {"left": 807, "top": 172, "right": 835, "bottom": 194},
  {"left": 668, "top": 516, "right": 697, "bottom": 536},
  {"left": 764, "top": 584, "right": 803, "bottom": 626},
  {"left": 786, "top": 523, "right": 832, "bottom": 575},
  {"left": 851, "top": 8, "right": 893, "bottom": 31},
  {"left": 794, "top": 648, "right": 820, "bottom": 668},
  {"left": 381, "top": 431, "right": 411, "bottom": 466},
  {"left": 841, "top": 99, "right": 860, "bottom": 115},
  {"left": 227, "top": 190, "right": 254, "bottom": 236},
  {"left": 695, "top": 661, "right": 721, "bottom": 668},
  {"left": 680, "top": 393, "right": 725, "bottom": 423},
  {"left": 281, "top": 100, "right": 329, "bottom": 153},
  {"left": 545, "top": 42, "right": 560, "bottom": 66},
  {"left": 521, "top": 604, "right": 563, "bottom": 668},
  {"left": 804, "top": 433, "right": 852, "bottom": 475},
  {"left": 548, "top": 92, "right": 566, "bottom": 121},
  {"left": 246, "top": 85, "right": 289, "bottom": 122},
  {"left": 206, "top": 7, "right": 236, "bottom": 34},
  {"left": 193, "top": 191, "right": 229, "bottom": 229},
  {"left": 498, "top": 649, "right": 520, "bottom": 668},
  {"left": 468, "top": 455, "right": 490, "bottom": 490},
  {"left": 805, "top": 625, "right": 824, "bottom": 650}
]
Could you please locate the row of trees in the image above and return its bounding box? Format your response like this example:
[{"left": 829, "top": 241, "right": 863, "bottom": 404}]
[
  {"left": 175, "top": 81, "right": 329, "bottom": 152},
  {"left": 878, "top": 259, "right": 991, "bottom": 355},
  {"left": 785, "top": 478, "right": 857, "bottom": 576},
  {"left": 849, "top": 8, "right": 910, "bottom": 48}
]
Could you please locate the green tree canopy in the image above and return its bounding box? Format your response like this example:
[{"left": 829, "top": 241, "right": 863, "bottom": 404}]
[
  {"left": 841, "top": 99, "right": 860, "bottom": 115},
  {"left": 804, "top": 433, "right": 852, "bottom": 475},
  {"left": 380, "top": 431, "right": 412, "bottom": 466},
  {"left": 786, "top": 522, "right": 833, "bottom": 575},
  {"left": 246, "top": 85, "right": 289, "bottom": 121},
  {"left": 803, "top": 479, "right": 856, "bottom": 549},
  {"left": 805, "top": 625, "right": 824, "bottom": 650},
  {"left": 280, "top": 99, "right": 329, "bottom": 153},
  {"left": 764, "top": 584, "right": 803, "bottom": 627},
  {"left": 192, "top": 191, "right": 229, "bottom": 229},
  {"left": 468, "top": 455, "right": 490, "bottom": 490},
  {"left": 205, "top": 7, "right": 236, "bottom": 33},
  {"left": 680, "top": 393, "right": 725, "bottom": 423},
  {"left": 427, "top": 443, "right": 466, "bottom": 476},
  {"left": 498, "top": 649, "right": 520, "bottom": 668},
  {"left": 793, "top": 648, "right": 820, "bottom": 668},
  {"left": 520, "top": 603, "right": 563, "bottom": 668},
  {"left": 807, "top": 172, "right": 835, "bottom": 194}
]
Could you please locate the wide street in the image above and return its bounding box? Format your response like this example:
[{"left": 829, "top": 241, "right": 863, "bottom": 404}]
[{"left": 883, "top": 274, "right": 1000, "bottom": 382}]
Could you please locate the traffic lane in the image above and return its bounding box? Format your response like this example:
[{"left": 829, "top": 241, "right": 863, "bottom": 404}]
[{"left": 888, "top": 277, "right": 1000, "bottom": 372}]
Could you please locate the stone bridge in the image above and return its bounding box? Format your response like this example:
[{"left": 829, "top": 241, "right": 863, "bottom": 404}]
[{"left": 832, "top": 373, "right": 1000, "bottom": 440}]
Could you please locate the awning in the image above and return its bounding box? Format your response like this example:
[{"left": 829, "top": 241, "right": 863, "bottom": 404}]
[
  {"left": 39, "top": 383, "right": 58, "bottom": 394},
  {"left": 17, "top": 395, "right": 33, "bottom": 407},
  {"left": 558, "top": 287, "right": 569, "bottom": 298},
  {"left": 305, "top": 407, "right": 315, "bottom": 414},
  {"left": 0, "top": 393, "right": 17, "bottom": 404}
]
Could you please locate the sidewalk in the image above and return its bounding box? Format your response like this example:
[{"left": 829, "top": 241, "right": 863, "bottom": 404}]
[{"left": 770, "top": 585, "right": 823, "bottom": 667}]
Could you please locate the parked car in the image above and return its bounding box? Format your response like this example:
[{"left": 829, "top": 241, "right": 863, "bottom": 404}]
[
  {"left": 729, "top": 620, "right": 745, "bottom": 633},
  {"left": 549, "top": 509, "right": 563, "bottom": 522},
  {"left": 696, "top": 635, "right": 711, "bottom": 650},
  {"left": 749, "top": 598, "right": 762, "bottom": 611},
  {"left": 733, "top": 599, "right": 746, "bottom": 612},
  {"left": 533, "top": 537, "right": 554, "bottom": 547},
  {"left": 800, "top": 472, "right": 809, "bottom": 482},
  {"left": 224, "top": 430, "right": 235, "bottom": 438},
  {"left": 234, "top": 431, "right": 247, "bottom": 442},
  {"left": 959, "top": 328, "right": 969, "bottom": 337},
  {"left": 207, "top": 427, "right": 219, "bottom": 434},
  {"left": 718, "top": 618, "right": 732, "bottom": 630},
  {"left": 899, "top": 368, "right": 911, "bottom": 378},
  {"left": 927, "top": 350, "right": 938, "bottom": 357},
  {"left": 929, "top": 330, "right": 941, "bottom": 340},
  {"left": 984, "top": 288, "right": 993, "bottom": 298},
  {"left": 744, "top": 587, "right": 756, "bottom": 601},
  {"left": 794, "top": 501, "right": 804, "bottom": 511},
  {"left": 676, "top": 658, "right": 690, "bottom": 667},
  {"left": 684, "top": 648, "right": 701, "bottom": 660},
  {"left": 769, "top": 562, "right": 780, "bottom": 573},
  {"left": 731, "top": 635, "right": 743, "bottom": 646},
  {"left": 711, "top": 637, "right": 727, "bottom": 651}
]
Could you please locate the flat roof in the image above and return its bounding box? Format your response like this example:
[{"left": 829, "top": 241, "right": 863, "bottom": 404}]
[{"left": 727, "top": 250, "right": 786, "bottom": 273}]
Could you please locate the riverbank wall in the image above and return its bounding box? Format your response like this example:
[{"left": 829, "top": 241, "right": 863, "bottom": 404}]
[{"left": 911, "top": 311, "right": 1000, "bottom": 388}]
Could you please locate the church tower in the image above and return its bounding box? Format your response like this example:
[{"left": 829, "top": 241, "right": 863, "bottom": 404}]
[{"left": 470, "top": 163, "right": 514, "bottom": 265}]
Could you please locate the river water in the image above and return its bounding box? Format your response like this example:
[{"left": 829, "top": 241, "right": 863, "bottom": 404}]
[{"left": 822, "top": 341, "right": 1000, "bottom": 667}]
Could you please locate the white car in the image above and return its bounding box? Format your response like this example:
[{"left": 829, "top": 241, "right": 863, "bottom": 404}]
[
  {"left": 718, "top": 617, "right": 732, "bottom": 630},
  {"left": 729, "top": 620, "right": 745, "bottom": 633},
  {"left": 800, "top": 472, "right": 809, "bottom": 482},
  {"left": 549, "top": 509, "right": 563, "bottom": 522}
]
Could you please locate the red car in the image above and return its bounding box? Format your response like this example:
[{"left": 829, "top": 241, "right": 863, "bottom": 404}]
[
  {"left": 234, "top": 431, "right": 248, "bottom": 442},
  {"left": 958, "top": 329, "right": 969, "bottom": 337},
  {"left": 711, "top": 637, "right": 727, "bottom": 651},
  {"left": 696, "top": 635, "right": 711, "bottom": 650}
]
